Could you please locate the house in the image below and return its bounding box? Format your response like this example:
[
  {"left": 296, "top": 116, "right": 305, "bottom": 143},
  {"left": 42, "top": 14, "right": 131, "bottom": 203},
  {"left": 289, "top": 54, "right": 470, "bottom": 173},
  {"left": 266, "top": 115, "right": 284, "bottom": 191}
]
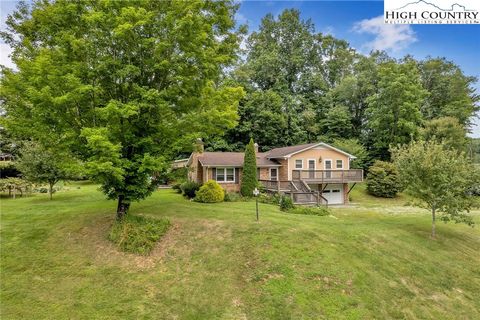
[{"left": 186, "top": 139, "right": 363, "bottom": 205}]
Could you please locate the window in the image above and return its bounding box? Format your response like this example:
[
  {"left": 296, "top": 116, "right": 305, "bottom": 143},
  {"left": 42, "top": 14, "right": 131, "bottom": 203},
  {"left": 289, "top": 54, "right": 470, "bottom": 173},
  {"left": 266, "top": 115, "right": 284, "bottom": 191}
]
[
  {"left": 295, "top": 159, "right": 303, "bottom": 169},
  {"left": 215, "top": 168, "right": 235, "bottom": 183},
  {"left": 226, "top": 168, "right": 234, "bottom": 182},
  {"left": 270, "top": 168, "right": 278, "bottom": 181},
  {"left": 336, "top": 159, "right": 343, "bottom": 169}
]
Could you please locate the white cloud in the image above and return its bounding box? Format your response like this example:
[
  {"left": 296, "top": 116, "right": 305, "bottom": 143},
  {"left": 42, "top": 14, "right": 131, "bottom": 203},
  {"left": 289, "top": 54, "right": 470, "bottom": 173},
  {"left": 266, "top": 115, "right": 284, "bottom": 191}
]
[
  {"left": 235, "top": 12, "right": 248, "bottom": 25},
  {"left": 353, "top": 15, "right": 417, "bottom": 52}
]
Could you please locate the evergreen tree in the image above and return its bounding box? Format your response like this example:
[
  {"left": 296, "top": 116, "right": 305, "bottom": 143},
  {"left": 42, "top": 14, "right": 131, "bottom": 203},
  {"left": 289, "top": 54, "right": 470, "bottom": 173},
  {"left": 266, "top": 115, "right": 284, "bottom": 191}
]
[{"left": 240, "top": 138, "right": 257, "bottom": 196}]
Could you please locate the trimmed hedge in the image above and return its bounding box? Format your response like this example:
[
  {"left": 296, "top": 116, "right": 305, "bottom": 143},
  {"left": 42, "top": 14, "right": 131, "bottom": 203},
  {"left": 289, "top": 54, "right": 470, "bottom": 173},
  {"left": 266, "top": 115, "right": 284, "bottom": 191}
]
[
  {"left": 366, "top": 160, "right": 402, "bottom": 198},
  {"left": 195, "top": 180, "right": 224, "bottom": 203}
]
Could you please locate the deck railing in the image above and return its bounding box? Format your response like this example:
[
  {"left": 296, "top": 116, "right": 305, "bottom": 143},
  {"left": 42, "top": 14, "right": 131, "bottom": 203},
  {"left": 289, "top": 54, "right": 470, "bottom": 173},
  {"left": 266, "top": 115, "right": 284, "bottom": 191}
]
[
  {"left": 259, "top": 180, "right": 329, "bottom": 205},
  {"left": 292, "top": 169, "right": 363, "bottom": 183},
  {"left": 259, "top": 180, "right": 295, "bottom": 192}
]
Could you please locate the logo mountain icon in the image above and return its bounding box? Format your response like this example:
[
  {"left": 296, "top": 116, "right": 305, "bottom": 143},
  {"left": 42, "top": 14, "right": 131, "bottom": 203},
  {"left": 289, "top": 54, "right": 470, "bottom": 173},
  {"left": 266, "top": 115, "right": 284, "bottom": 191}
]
[{"left": 395, "top": 0, "right": 474, "bottom": 11}]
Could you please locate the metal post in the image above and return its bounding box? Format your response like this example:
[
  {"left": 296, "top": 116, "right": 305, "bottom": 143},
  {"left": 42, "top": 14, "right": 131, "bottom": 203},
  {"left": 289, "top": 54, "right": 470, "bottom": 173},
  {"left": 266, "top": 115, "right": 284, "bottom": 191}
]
[{"left": 253, "top": 187, "right": 260, "bottom": 221}]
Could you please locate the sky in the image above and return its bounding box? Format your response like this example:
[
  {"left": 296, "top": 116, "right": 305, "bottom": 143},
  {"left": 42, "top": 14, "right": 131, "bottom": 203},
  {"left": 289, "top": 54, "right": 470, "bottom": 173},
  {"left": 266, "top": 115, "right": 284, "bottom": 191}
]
[{"left": 1, "top": 0, "right": 479, "bottom": 137}]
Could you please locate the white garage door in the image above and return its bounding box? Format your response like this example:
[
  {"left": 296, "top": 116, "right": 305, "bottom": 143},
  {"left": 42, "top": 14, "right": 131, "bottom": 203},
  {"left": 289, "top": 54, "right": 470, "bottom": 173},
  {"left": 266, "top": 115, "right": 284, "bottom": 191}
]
[{"left": 322, "top": 184, "right": 343, "bottom": 205}]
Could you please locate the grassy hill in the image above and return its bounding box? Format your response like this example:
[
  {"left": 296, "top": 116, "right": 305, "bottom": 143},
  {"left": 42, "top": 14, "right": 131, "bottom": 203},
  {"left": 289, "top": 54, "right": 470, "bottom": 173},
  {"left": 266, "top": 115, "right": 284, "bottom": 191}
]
[{"left": 1, "top": 183, "right": 479, "bottom": 319}]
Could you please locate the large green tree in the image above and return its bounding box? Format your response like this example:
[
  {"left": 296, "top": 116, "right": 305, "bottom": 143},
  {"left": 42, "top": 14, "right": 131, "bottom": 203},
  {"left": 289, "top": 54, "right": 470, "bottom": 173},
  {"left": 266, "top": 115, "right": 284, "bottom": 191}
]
[
  {"left": 420, "top": 117, "right": 468, "bottom": 152},
  {"left": 366, "top": 61, "right": 427, "bottom": 159},
  {"left": 224, "top": 9, "right": 356, "bottom": 149},
  {"left": 418, "top": 57, "right": 479, "bottom": 126},
  {"left": 392, "top": 141, "right": 477, "bottom": 238},
  {"left": 1, "top": 0, "right": 244, "bottom": 218}
]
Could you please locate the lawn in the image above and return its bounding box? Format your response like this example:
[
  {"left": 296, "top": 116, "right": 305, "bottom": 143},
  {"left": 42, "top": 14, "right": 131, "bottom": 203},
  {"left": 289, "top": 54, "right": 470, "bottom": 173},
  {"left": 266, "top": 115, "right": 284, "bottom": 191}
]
[{"left": 1, "top": 183, "right": 480, "bottom": 319}]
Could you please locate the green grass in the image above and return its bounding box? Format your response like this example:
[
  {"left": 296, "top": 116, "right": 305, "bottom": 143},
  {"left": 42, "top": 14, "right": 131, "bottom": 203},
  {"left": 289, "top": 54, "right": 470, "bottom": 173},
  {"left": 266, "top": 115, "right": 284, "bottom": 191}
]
[
  {"left": 109, "top": 214, "right": 170, "bottom": 255},
  {"left": 1, "top": 182, "right": 479, "bottom": 319}
]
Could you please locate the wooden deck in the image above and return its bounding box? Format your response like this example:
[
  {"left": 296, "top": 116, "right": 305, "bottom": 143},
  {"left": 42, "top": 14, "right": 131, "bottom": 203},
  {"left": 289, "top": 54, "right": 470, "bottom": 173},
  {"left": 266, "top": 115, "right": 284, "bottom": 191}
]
[{"left": 292, "top": 169, "right": 363, "bottom": 183}]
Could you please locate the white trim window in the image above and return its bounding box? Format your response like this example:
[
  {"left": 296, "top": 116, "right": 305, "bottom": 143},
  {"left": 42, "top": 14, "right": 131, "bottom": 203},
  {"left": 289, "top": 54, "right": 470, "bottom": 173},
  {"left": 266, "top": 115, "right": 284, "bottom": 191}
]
[
  {"left": 336, "top": 159, "right": 343, "bottom": 169},
  {"left": 270, "top": 168, "right": 278, "bottom": 181},
  {"left": 215, "top": 167, "right": 235, "bottom": 183},
  {"left": 295, "top": 159, "right": 303, "bottom": 169},
  {"left": 324, "top": 159, "right": 332, "bottom": 170}
]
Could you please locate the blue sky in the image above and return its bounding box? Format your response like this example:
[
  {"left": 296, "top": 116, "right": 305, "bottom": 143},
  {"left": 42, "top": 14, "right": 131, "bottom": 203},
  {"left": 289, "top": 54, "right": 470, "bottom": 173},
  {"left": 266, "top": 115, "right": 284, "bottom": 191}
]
[{"left": 1, "top": 0, "right": 479, "bottom": 136}]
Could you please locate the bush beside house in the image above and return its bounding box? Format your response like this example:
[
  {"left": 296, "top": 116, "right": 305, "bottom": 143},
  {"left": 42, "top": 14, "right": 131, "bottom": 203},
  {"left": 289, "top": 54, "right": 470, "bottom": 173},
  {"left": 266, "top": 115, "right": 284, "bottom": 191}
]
[
  {"left": 180, "top": 181, "right": 201, "bottom": 199},
  {"left": 195, "top": 180, "right": 224, "bottom": 203},
  {"left": 279, "top": 195, "right": 294, "bottom": 211},
  {"left": 366, "top": 161, "right": 402, "bottom": 198}
]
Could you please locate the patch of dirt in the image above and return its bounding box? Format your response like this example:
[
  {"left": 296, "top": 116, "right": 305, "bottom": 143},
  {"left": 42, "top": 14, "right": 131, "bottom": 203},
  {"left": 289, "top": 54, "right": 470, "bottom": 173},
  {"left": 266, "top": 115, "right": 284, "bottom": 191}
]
[{"left": 261, "top": 273, "right": 285, "bottom": 283}]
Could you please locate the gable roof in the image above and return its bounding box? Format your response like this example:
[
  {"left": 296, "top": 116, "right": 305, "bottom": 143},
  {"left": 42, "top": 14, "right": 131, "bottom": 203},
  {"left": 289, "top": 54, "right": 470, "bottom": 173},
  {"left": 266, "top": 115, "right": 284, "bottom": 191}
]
[
  {"left": 197, "top": 152, "right": 281, "bottom": 167},
  {"left": 266, "top": 142, "right": 356, "bottom": 159},
  {"left": 264, "top": 143, "right": 318, "bottom": 159}
]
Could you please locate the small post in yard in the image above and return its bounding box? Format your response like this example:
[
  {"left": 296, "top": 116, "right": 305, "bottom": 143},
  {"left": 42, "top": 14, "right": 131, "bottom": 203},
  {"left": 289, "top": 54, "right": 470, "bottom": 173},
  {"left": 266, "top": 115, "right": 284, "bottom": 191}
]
[{"left": 253, "top": 187, "right": 260, "bottom": 221}]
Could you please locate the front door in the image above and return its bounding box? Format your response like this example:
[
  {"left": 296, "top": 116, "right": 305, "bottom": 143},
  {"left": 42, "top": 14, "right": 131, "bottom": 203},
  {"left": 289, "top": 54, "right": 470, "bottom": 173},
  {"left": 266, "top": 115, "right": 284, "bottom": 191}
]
[
  {"left": 308, "top": 159, "right": 315, "bottom": 179},
  {"left": 324, "top": 160, "right": 332, "bottom": 179}
]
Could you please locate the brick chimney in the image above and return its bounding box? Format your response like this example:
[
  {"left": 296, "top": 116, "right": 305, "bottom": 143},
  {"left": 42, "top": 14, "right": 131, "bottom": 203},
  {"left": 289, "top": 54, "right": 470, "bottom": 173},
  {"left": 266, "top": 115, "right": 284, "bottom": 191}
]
[
  {"left": 195, "top": 138, "right": 204, "bottom": 153},
  {"left": 254, "top": 143, "right": 259, "bottom": 153}
]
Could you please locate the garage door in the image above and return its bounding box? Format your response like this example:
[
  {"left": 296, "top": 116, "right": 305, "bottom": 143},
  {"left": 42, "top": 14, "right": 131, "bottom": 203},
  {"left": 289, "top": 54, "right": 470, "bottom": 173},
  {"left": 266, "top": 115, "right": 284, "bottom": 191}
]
[{"left": 322, "top": 184, "right": 343, "bottom": 205}]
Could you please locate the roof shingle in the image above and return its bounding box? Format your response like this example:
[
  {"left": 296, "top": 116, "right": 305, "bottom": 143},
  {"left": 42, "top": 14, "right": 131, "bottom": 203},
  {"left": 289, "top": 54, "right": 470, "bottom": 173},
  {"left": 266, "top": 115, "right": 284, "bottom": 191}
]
[
  {"left": 265, "top": 143, "right": 319, "bottom": 158},
  {"left": 197, "top": 152, "right": 280, "bottom": 167}
]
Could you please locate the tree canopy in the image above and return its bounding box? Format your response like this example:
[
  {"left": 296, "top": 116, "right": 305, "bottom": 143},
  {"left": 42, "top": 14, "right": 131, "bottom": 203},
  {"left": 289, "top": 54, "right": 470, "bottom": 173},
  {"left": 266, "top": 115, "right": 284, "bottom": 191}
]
[
  {"left": 392, "top": 141, "right": 477, "bottom": 238},
  {"left": 1, "top": 0, "right": 244, "bottom": 217}
]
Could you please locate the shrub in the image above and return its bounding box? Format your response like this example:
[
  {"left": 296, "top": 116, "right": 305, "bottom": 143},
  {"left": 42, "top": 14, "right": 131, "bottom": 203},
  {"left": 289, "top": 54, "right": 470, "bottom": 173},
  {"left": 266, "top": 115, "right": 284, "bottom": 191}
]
[
  {"left": 289, "top": 206, "right": 331, "bottom": 216},
  {"left": 366, "top": 160, "right": 402, "bottom": 198},
  {"left": 195, "top": 180, "right": 224, "bottom": 203},
  {"left": 171, "top": 183, "right": 182, "bottom": 194},
  {"left": 279, "top": 195, "right": 294, "bottom": 211},
  {"left": 258, "top": 192, "right": 281, "bottom": 205},
  {"left": 224, "top": 192, "right": 243, "bottom": 202},
  {"left": 108, "top": 214, "right": 170, "bottom": 255},
  {"left": 180, "top": 181, "right": 201, "bottom": 199},
  {"left": 241, "top": 138, "right": 257, "bottom": 196}
]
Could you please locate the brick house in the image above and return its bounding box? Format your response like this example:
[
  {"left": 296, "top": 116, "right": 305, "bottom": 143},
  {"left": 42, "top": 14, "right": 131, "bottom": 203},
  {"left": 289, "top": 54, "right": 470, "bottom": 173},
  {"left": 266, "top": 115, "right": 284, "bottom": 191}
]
[{"left": 187, "top": 139, "right": 363, "bottom": 205}]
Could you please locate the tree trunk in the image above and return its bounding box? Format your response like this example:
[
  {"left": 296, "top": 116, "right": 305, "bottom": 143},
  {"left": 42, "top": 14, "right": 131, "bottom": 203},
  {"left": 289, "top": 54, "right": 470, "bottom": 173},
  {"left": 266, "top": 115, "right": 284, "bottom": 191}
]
[
  {"left": 49, "top": 182, "right": 54, "bottom": 200},
  {"left": 431, "top": 207, "right": 436, "bottom": 238},
  {"left": 116, "top": 195, "right": 130, "bottom": 220}
]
